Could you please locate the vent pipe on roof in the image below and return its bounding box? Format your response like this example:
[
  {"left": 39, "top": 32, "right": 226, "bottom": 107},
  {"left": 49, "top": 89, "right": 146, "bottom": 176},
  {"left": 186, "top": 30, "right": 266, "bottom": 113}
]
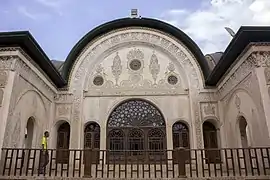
[
  {"left": 225, "top": 27, "right": 236, "bottom": 37},
  {"left": 130, "top": 9, "right": 139, "bottom": 18}
]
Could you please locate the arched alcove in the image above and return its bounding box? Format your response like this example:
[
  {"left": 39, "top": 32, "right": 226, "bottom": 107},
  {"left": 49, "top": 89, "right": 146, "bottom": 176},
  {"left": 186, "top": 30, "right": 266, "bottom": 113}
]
[
  {"left": 25, "top": 117, "right": 35, "bottom": 148},
  {"left": 238, "top": 116, "right": 249, "bottom": 148}
]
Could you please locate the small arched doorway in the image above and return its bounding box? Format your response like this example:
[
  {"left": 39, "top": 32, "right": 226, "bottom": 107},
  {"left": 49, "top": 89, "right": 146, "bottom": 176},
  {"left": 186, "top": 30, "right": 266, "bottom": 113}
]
[
  {"left": 107, "top": 99, "right": 167, "bottom": 162},
  {"left": 56, "top": 122, "right": 70, "bottom": 164},
  {"left": 25, "top": 117, "right": 35, "bottom": 148},
  {"left": 203, "top": 121, "right": 220, "bottom": 163},
  {"left": 84, "top": 122, "right": 100, "bottom": 163},
  {"left": 172, "top": 122, "right": 190, "bottom": 162}
]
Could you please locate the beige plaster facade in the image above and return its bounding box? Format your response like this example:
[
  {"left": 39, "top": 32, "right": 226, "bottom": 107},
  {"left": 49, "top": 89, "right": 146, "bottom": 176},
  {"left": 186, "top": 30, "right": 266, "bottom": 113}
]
[{"left": 0, "top": 25, "right": 270, "bottom": 159}]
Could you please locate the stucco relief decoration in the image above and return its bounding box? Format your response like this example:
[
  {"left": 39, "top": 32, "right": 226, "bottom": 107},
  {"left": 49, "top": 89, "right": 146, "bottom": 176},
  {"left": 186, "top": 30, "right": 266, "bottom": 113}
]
[
  {"left": 264, "top": 68, "right": 270, "bottom": 85},
  {"left": 74, "top": 30, "right": 201, "bottom": 126},
  {"left": 0, "top": 55, "right": 16, "bottom": 70},
  {"left": 0, "top": 89, "right": 3, "bottom": 106},
  {"left": 92, "top": 64, "right": 106, "bottom": 87},
  {"left": 0, "top": 71, "right": 8, "bottom": 87},
  {"left": 57, "top": 105, "right": 70, "bottom": 117},
  {"left": 249, "top": 51, "right": 270, "bottom": 67},
  {"left": 149, "top": 51, "right": 160, "bottom": 84},
  {"left": 127, "top": 48, "right": 144, "bottom": 74},
  {"left": 235, "top": 95, "right": 241, "bottom": 112},
  {"left": 203, "top": 103, "right": 216, "bottom": 116},
  {"left": 157, "top": 62, "right": 181, "bottom": 88},
  {"left": 111, "top": 52, "right": 122, "bottom": 86}
]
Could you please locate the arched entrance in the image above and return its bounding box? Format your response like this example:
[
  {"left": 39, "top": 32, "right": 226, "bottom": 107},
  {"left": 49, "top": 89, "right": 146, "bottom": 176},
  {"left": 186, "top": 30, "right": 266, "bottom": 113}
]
[
  {"left": 84, "top": 122, "right": 100, "bottom": 163},
  {"left": 56, "top": 122, "right": 70, "bottom": 164},
  {"left": 107, "top": 99, "right": 166, "bottom": 162},
  {"left": 172, "top": 122, "right": 190, "bottom": 162},
  {"left": 203, "top": 121, "right": 220, "bottom": 163},
  {"left": 25, "top": 117, "right": 35, "bottom": 148}
]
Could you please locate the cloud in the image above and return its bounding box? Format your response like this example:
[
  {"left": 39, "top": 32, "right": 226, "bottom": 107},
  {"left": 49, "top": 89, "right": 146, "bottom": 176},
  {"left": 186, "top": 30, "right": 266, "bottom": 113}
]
[
  {"left": 35, "top": 0, "right": 64, "bottom": 15},
  {"left": 17, "top": 6, "right": 49, "bottom": 20},
  {"left": 161, "top": 0, "right": 270, "bottom": 54}
]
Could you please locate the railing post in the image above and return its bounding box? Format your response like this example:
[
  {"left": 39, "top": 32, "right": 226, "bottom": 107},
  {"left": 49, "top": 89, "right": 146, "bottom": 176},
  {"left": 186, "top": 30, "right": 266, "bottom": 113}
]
[
  {"left": 83, "top": 148, "right": 92, "bottom": 178},
  {"left": 177, "top": 147, "right": 187, "bottom": 178}
]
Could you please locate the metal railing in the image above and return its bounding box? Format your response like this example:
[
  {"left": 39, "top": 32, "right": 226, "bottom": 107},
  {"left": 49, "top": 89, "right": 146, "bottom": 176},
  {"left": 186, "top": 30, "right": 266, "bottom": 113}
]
[{"left": 1, "top": 147, "right": 270, "bottom": 178}]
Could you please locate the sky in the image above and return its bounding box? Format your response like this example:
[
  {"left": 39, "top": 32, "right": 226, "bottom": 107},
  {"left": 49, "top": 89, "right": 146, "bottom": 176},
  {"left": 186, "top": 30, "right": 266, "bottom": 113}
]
[{"left": 0, "top": 0, "right": 270, "bottom": 61}]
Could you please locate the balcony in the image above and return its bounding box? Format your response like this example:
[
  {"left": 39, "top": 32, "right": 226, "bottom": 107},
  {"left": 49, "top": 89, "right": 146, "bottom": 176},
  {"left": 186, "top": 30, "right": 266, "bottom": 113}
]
[{"left": 0, "top": 147, "right": 270, "bottom": 179}]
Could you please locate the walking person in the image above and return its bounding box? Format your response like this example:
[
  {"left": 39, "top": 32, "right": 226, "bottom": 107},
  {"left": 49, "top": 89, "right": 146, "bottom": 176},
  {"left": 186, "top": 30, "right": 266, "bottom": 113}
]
[{"left": 39, "top": 131, "right": 49, "bottom": 174}]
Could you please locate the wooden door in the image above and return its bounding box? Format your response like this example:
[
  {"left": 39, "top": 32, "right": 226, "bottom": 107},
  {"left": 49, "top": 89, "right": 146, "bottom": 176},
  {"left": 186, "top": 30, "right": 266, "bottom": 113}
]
[
  {"left": 203, "top": 122, "right": 220, "bottom": 163},
  {"left": 56, "top": 122, "right": 70, "bottom": 164},
  {"left": 172, "top": 122, "right": 190, "bottom": 163},
  {"left": 84, "top": 123, "right": 100, "bottom": 163}
]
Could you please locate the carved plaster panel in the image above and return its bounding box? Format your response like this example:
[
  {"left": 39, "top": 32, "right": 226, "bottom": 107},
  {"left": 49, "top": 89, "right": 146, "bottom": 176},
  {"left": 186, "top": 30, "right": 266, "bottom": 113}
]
[
  {"left": 0, "top": 71, "right": 8, "bottom": 87},
  {"left": 111, "top": 52, "right": 122, "bottom": 85},
  {"left": 0, "top": 55, "right": 16, "bottom": 70},
  {"left": 54, "top": 93, "right": 73, "bottom": 104},
  {"left": 264, "top": 68, "right": 270, "bottom": 85},
  {"left": 200, "top": 102, "right": 218, "bottom": 119},
  {"left": 86, "top": 46, "right": 187, "bottom": 96},
  {"left": 56, "top": 104, "right": 71, "bottom": 118},
  {"left": 0, "top": 88, "right": 4, "bottom": 106}
]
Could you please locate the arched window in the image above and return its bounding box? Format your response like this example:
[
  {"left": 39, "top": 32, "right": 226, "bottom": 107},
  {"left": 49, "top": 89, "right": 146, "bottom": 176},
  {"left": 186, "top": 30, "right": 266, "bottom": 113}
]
[
  {"left": 84, "top": 122, "right": 100, "bottom": 149},
  {"left": 107, "top": 99, "right": 166, "bottom": 162},
  {"left": 203, "top": 121, "right": 220, "bottom": 163},
  {"left": 172, "top": 122, "right": 189, "bottom": 149},
  {"left": 148, "top": 129, "right": 165, "bottom": 160},
  {"left": 128, "top": 129, "right": 144, "bottom": 160},
  {"left": 56, "top": 122, "right": 70, "bottom": 164},
  {"left": 108, "top": 129, "right": 125, "bottom": 161}
]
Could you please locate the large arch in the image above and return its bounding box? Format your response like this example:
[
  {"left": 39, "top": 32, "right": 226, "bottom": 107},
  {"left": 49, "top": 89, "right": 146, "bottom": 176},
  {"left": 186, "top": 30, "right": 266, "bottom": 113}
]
[
  {"left": 3, "top": 90, "right": 47, "bottom": 148},
  {"left": 67, "top": 19, "right": 206, "bottom": 149},
  {"left": 63, "top": 17, "right": 209, "bottom": 80},
  {"left": 223, "top": 89, "right": 269, "bottom": 147},
  {"left": 106, "top": 98, "right": 166, "bottom": 162}
]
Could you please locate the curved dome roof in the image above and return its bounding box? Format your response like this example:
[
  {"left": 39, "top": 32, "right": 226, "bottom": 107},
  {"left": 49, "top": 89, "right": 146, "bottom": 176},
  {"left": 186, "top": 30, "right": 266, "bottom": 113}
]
[{"left": 62, "top": 17, "right": 210, "bottom": 80}]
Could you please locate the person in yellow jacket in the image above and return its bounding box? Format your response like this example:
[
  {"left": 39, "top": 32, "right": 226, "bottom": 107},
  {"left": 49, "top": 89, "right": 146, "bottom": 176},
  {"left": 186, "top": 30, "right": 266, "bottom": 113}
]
[{"left": 39, "top": 131, "right": 49, "bottom": 174}]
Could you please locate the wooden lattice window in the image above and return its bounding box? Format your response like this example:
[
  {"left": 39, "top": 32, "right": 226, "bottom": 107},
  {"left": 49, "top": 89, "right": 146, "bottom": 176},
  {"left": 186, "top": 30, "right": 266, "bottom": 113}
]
[{"left": 107, "top": 99, "right": 167, "bottom": 163}]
